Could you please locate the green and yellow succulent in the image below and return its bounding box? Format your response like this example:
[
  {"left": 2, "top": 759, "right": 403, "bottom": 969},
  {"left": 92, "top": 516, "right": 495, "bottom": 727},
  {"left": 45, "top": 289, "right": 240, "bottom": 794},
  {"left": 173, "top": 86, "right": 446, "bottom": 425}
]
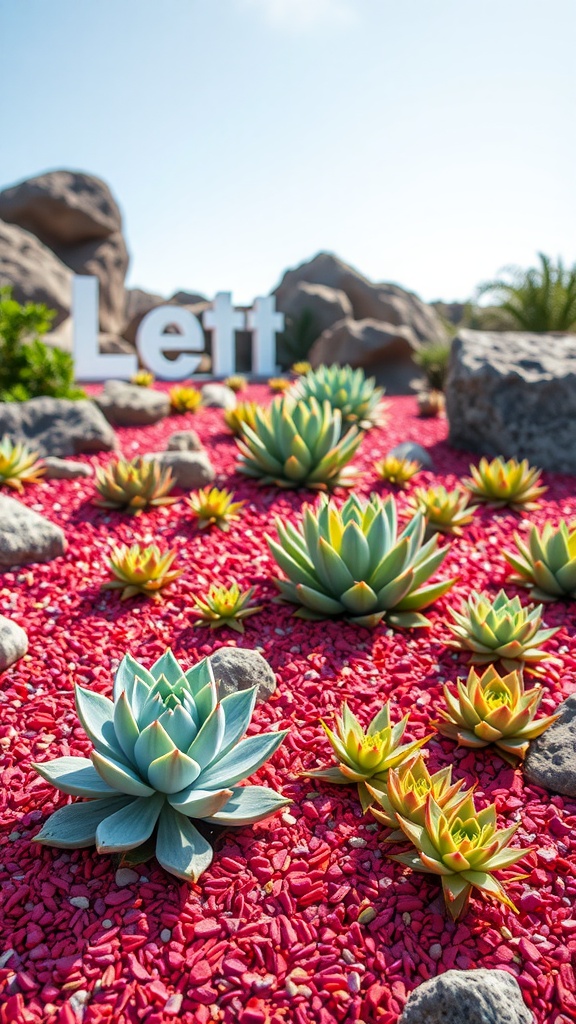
[
  {"left": 186, "top": 486, "right": 246, "bottom": 531},
  {"left": 0, "top": 435, "right": 45, "bottom": 492},
  {"left": 407, "top": 485, "right": 477, "bottom": 536},
  {"left": 292, "top": 364, "right": 387, "bottom": 430},
  {"left": 94, "top": 457, "right": 178, "bottom": 514},
  {"left": 374, "top": 455, "right": 421, "bottom": 489},
  {"left": 192, "top": 582, "right": 262, "bottom": 633},
  {"left": 103, "top": 543, "right": 183, "bottom": 601},
  {"left": 169, "top": 386, "right": 203, "bottom": 413},
  {"left": 464, "top": 456, "right": 546, "bottom": 511},
  {"left": 368, "top": 754, "right": 469, "bottom": 841},
  {"left": 504, "top": 520, "right": 576, "bottom": 601}
]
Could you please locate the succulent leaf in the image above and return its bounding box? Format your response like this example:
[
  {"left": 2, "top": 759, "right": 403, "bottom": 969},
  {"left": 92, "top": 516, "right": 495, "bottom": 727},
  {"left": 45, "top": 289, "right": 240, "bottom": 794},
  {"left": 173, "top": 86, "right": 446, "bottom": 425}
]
[
  {"left": 464, "top": 456, "right": 546, "bottom": 511},
  {"left": 291, "top": 364, "right": 387, "bottom": 430},
  {"left": 94, "top": 457, "right": 177, "bottom": 514},
  {"left": 186, "top": 487, "right": 246, "bottom": 531},
  {"left": 0, "top": 435, "right": 45, "bottom": 491}
]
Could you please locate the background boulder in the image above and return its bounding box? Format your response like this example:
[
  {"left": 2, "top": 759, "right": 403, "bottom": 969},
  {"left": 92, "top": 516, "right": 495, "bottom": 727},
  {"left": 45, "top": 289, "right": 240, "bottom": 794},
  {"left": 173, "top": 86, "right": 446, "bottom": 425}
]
[
  {"left": 309, "top": 318, "right": 421, "bottom": 393},
  {"left": 0, "top": 220, "right": 72, "bottom": 327}
]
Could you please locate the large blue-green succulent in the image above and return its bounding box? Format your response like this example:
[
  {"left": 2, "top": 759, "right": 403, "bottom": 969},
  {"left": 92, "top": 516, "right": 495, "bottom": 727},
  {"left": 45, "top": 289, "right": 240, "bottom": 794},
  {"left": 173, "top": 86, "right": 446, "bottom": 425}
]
[{"left": 33, "top": 651, "right": 289, "bottom": 881}]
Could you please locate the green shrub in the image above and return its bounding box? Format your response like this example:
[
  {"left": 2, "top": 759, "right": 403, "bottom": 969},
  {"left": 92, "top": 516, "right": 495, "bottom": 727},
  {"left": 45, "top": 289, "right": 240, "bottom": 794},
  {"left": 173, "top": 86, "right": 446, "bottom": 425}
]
[
  {"left": 477, "top": 252, "right": 576, "bottom": 333},
  {"left": 413, "top": 341, "right": 453, "bottom": 391},
  {"left": 277, "top": 308, "right": 321, "bottom": 368}
]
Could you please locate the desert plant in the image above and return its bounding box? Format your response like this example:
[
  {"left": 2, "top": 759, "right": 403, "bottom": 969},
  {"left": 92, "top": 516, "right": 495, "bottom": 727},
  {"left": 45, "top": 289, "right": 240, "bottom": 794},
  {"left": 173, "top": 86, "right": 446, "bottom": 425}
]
[
  {"left": 224, "top": 375, "right": 247, "bottom": 393},
  {"left": 374, "top": 455, "right": 421, "bottom": 489},
  {"left": 169, "top": 386, "right": 203, "bottom": 413},
  {"left": 131, "top": 370, "right": 155, "bottom": 387},
  {"left": 406, "top": 485, "right": 477, "bottom": 536},
  {"left": 292, "top": 364, "right": 387, "bottom": 429},
  {"left": 368, "top": 755, "right": 469, "bottom": 841},
  {"left": 268, "top": 376, "right": 291, "bottom": 393},
  {"left": 477, "top": 253, "right": 576, "bottom": 333},
  {"left": 33, "top": 650, "right": 289, "bottom": 881},
  {"left": 102, "top": 543, "right": 183, "bottom": 601},
  {"left": 94, "top": 457, "right": 178, "bottom": 514},
  {"left": 267, "top": 492, "right": 456, "bottom": 628},
  {"left": 464, "top": 457, "right": 546, "bottom": 511},
  {"left": 192, "top": 582, "right": 262, "bottom": 633},
  {"left": 291, "top": 361, "right": 312, "bottom": 376},
  {"left": 417, "top": 390, "right": 445, "bottom": 417},
  {"left": 186, "top": 487, "right": 246, "bottom": 531},
  {"left": 224, "top": 401, "right": 260, "bottom": 436},
  {"left": 278, "top": 308, "right": 321, "bottom": 367},
  {"left": 0, "top": 436, "right": 45, "bottom": 491},
  {"left": 504, "top": 520, "right": 576, "bottom": 601},
  {"left": 412, "top": 342, "right": 453, "bottom": 392}
]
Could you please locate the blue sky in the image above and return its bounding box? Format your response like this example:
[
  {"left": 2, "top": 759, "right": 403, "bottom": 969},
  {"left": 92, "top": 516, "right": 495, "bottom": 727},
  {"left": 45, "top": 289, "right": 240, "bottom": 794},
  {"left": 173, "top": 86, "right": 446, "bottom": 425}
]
[{"left": 1, "top": 0, "right": 575, "bottom": 305}]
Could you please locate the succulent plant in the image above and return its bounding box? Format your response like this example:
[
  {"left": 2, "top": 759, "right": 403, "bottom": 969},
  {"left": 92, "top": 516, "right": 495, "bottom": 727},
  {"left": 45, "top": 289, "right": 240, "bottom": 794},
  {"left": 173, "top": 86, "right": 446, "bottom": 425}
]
[
  {"left": 0, "top": 435, "right": 45, "bottom": 492},
  {"left": 374, "top": 455, "right": 421, "bottom": 489},
  {"left": 224, "top": 374, "right": 247, "bottom": 393},
  {"left": 267, "top": 492, "right": 456, "bottom": 627},
  {"left": 292, "top": 364, "right": 387, "bottom": 430},
  {"left": 434, "top": 665, "right": 559, "bottom": 762},
  {"left": 186, "top": 486, "right": 246, "bottom": 531},
  {"left": 94, "top": 457, "right": 178, "bottom": 514},
  {"left": 368, "top": 754, "right": 469, "bottom": 841},
  {"left": 390, "top": 791, "right": 530, "bottom": 919},
  {"left": 304, "top": 703, "right": 431, "bottom": 811},
  {"left": 33, "top": 650, "right": 289, "bottom": 881},
  {"left": 236, "top": 395, "right": 362, "bottom": 490},
  {"left": 417, "top": 390, "right": 445, "bottom": 418},
  {"left": 224, "top": 401, "right": 260, "bottom": 437},
  {"left": 464, "top": 456, "right": 546, "bottom": 511},
  {"left": 169, "top": 386, "right": 203, "bottom": 413},
  {"left": 103, "top": 543, "right": 183, "bottom": 601},
  {"left": 291, "top": 361, "right": 312, "bottom": 376},
  {"left": 445, "top": 589, "right": 559, "bottom": 675},
  {"left": 131, "top": 370, "right": 155, "bottom": 387},
  {"left": 268, "top": 376, "right": 291, "bottom": 393},
  {"left": 504, "top": 520, "right": 576, "bottom": 601},
  {"left": 406, "top": 485, "right": 477, "bottom": 536},
  {"left": 192, "top": 583, "right": 263, "bottom": 633}
]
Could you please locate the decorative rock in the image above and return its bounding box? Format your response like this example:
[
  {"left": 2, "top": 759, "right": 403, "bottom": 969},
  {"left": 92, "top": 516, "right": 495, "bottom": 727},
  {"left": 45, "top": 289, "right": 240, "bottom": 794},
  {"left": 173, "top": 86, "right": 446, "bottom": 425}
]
[
  {"left": 43, "top": 456, "right": 93, "bottom": 479},
  {"left": 0, "top": 397, "right": 116, "bottom": 458},
  {"left": 114, "top": 868, "right": 139, "bottom": 887},
  {"left": 275, "top": 281, "right": 353, "bottom": 361},
  {"left": 144, "top": 450, "right": 214, "bottom": 489},
  {"left": 201, "top": 383, "right": 237, "bottom": 409},
  {"left": 387, "top": 441, "right": 434, "bottom": 470},
  {"left": 309, "top": 318, "right": 423, "bottom": 394},
  {"left": 166, "top": 430, "right": 203, "bottom": 452},
  {"left": 0, "top": 615, "right": 28, "bottom": 672},
  {"left": 445, "top": 329, "right": 576, "bottom": 473},
  {"left": 399, "top": 969, "right": 533, "bottom": 1024},
  {"left": 0, "top": 220, "right": 73, "bottom": 328},
  {"left": 0, "top": 496, "right": 66, "bottom": 568},
  {"left": 210, "top": 647, "right": 277, "bottom": 704},
  {"left": 94, "top": 380, "right": 170, "bottom": 426},
  {"left": 524, "top": 693, "right": 576, "bottom": 797}
]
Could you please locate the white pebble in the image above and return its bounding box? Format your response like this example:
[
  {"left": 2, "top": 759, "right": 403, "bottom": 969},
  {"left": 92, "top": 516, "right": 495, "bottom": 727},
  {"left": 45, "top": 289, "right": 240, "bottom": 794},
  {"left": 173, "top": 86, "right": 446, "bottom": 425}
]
[
  {"left": 70, "top": 896, "right": 89, "bottom": 909},
  {"left": 115, "top": 868, "right": 139, "bottom": 887},
  {"left": 160, "top": 928, "right": 172, "bottom": 942},
  {"left": 102, "top": 919, "right": 113, "bottom": 929},
  {"left": 429, "top": 943, "right": 443, "bottom": 960},
  {"left": 348, "top": 837, "right": 367, "bottom": 848}
]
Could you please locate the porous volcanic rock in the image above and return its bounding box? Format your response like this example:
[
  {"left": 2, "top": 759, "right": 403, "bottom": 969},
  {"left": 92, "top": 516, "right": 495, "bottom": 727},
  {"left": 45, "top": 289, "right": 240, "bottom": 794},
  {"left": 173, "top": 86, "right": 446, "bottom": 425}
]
[
  {"left": 0, "top": 220, "right": 73, "bottom": 327},
  {"left": 0, "top": 615, "right": 28, "bottom": 672},
  {"left": 143, "top": 450, "right": 215, "bottom": 489},
  {"left": 309, "top": 318, "right": 421, "bottom": 393},
  {"left": 210, "top": 647, "right": 277, "bottom": 704},
  {"left": 524, "top": 693, "right": 576, "bottom": 797},
  {"left": 0, "top": 398, "right": 116, "bottom": 457},
  {"left": 94, "top": 380, "right": 170, "bottom": 426},
  {"left": 399, "top": 968, "right": 533, "bottom": 1024},
  {"left": 0, "top": 496, "right": 66, "bottom": 569}
]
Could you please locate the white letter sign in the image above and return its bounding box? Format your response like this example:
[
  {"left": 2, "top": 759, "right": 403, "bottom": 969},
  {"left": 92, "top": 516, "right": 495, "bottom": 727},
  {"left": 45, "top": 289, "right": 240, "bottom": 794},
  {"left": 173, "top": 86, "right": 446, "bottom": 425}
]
[
  {"left": 136, "top": 306, "right": 205, "bottom": 380},
  {"left": 248, "top": 297, "right": 284, "bottom": 376},
  {"left": 73, "top": 276, "right": 137, "bottom": 381},
  {"left": 203, "top": 292, "right": 246, "bottom": 376}
]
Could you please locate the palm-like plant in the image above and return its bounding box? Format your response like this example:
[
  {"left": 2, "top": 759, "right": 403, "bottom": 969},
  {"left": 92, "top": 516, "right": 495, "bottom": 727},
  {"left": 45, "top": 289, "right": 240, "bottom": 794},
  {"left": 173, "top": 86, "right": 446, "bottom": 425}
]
[{"left": 477, "top": 253, "right": 576, "bottom": 333}]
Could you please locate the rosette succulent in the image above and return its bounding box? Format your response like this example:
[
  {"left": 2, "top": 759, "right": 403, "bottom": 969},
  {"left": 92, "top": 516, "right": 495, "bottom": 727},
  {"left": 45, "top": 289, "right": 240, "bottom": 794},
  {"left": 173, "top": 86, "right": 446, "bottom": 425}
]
[
  {"left": 464, "top": 456, "right": 546, "bottom": 511},
  {"left": 169, "top": 386, "right": 203, "bottom": 413},
  {"left": 224, "top": 401, "right": 260, "bottom": 436},
  {"left": 267, "top": 492, "right": 456, "bottom": 628},
  {"left": 103, "top": 543, "right": 183, "bottom": 601},
  {"left": 368, "top": 754, "right": 469, "bottom": 841},
  {"left": 291, "top": 361, "right": 312, "bottom": 376},
  {"left": 406, "top": 485, "right": 477, "bottom": 536},
  {"left": 192, "top": 583, "right": 263, "bottom": 633},
  {"left": 224, "top": 375, "right": 247, "bottom": 393},
  {"left": 33, "top": 651, "right": 289, "bottom": 881},
  {"left": 292, "top": 364, "right": 387, "bottom": 430},
  {"left": 131, "top": 370, "right": 155, "bottom": 387},
  {"left": 304, "top": 703, "right": 431, "bottom": 811},
  {"left": 434, "top": 665, "right": 559, "bottom": 762},
  {"left": 94, "top": 457, "right": 177, "bottom": 514},
  {"left": 236, "top": 395, "right": 362, "bottom": 490},
  {"left": 374, "top": 455, "right": 421, "bottom": 489},
  {"left": 446, "top": 589, "right": 559, "bottom": 675},
  {"left": 504, "top": 520, "right": 576, "bottom": 601},
  {"left": 268, "top": 376, "right": 291, "bottom": 393},
  {"left": 0, "top": 436, "right": 45, "bottom": 491},
  {"left": 186, "top": 487, "right": 246, "bottom": 531}
]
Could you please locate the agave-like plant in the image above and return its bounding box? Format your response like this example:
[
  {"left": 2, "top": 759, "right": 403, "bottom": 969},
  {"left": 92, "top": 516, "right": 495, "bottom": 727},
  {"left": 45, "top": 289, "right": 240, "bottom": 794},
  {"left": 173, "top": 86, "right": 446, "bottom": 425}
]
[
  {"left": 292, "top": 364, "right": 387, "bottom": 430},
  {"left": 406, "top": 485, "right": 477, "bottom": 536},
  {"left": 169, "top": 386, "right": 203, "bottom": 413},
  {"left": 304, "top": 703, "right": 431, "bottom": 812},
  {"left": 268, "top": 376, "right": 291, "bottom": 393},
  {"left": 374, "top": 455, "right": 421, "bottom": 489},
  {"left": 224, "top": 401, "right": 260, "bottom": 437},
  {"left": 236, "top": 395, "right": 362, "bottom": 490},
  {"left": 192, "top": 583, "right": 262, "bottom": 633},
  {"left": 368, "top": 754, "right": 469, "bottom": 841},
  {"left": 224, "top": 375, "right": 247, "bottom": 393},
  {"left": 434, "top": 665, "right": 559, "bottom": 762},
  {"left": 0, "top": 435, "right": 45, "bottom": 492},
  {"left": 33, "top": 651, "right": 289, "bottom": 881},
  {"left": 103, "top": 543, "right": 183, "bottom": 601},
  {"left": 186, "top": 487, "right": 246, "bottom": 531},
  {"left": 94, "top": 457, "right": 178, "bottom": 514},
  {"left": 445, "top": 589, "right": 559, "bottom": 675},
  {"left": 390, "top": 792, "right": 530, "bottom": 919},
  {"left": 504, "top": 520, "right": 576, "bottom": 601},
  {"left": 131, "top": 370, "right": 155, "bottom": 387},
  {"left": 464, "top": 457, "right": 546, "bottom": 511},
  {"left": 291, "top": 361, "right": 312, "bottom": 376},
  {"left": 267, "top": 492, "right": 456, "bottom": 628}
]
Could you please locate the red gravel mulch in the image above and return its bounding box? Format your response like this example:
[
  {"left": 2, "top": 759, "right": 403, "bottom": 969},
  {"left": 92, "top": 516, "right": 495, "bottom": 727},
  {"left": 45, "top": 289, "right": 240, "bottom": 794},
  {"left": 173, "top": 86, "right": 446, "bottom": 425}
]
[{"left": 1, "top": 385, "right": 575, "bottom": 1024}]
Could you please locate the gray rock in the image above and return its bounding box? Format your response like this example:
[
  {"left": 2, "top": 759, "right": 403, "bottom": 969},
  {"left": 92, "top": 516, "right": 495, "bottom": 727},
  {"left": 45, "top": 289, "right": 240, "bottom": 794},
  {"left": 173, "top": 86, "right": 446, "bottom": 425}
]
[
  {"left": 524, "top": 693, "right": 576, "bottom": 797},
  {"left": 399, "top": 969, "right": 533, "bottom": 1024},
  {"left": 309, "top": 317, "right": 423, "bottom": 394},
  {"left": 0, "top": 397, "right": 116, "bottom": 458},
  {"left": 210, "top": 647, "right": 277, "bottom": 704},
  {"left": 166, "top": 430, "right": 203, "bottom": 452},
  {"left": 445, "top": 329, "right": 576, "bottom": 473},
  {"left": 0, "top": 220, "right": 73, "bottom": 328},
  {"left": 0, "top": 615, "right": 28, "bottom": 672},
  {"left": 143, "top": 450, "right": 214, "bottom": 489},
  {"left": 43, "top": 456, "right": 93, "bottom": 479},
  {"left": 201, "top": 383, "right": 237, "bottom": 409},
  {"left": 0, "top": 495, "right": 66, "bottom": 568},
  {"left": 388, "top": 441, "right": 434, "bottom": 470},
  {"left": 276, "top": 281, "right": 353, "bottom": 363},
  {"left": 94, "top": 380, "right": 170, "bottom": 426}
]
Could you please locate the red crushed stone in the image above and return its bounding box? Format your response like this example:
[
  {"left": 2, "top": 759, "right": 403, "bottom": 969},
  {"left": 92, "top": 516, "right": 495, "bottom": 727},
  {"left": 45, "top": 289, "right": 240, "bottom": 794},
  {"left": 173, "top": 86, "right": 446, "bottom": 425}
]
[{"left": 0, "top": 384, "right": 575, "bottom": 1024}]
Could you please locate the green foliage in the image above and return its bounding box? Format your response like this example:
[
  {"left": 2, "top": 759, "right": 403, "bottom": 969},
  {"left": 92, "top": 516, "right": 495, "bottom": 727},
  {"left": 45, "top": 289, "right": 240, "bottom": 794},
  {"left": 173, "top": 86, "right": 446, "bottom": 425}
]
[
  {"left": 0, "top": 287, "right": 85, "bottom": 402},
  {"left": 478, "top": 252, "right": 576, "bottom": 332},
  {"left": 413, "top": 342, "right": 453, "bottom": 391},
  {"left": 277, "top": 308, "right": 321, "bottom": 368}
]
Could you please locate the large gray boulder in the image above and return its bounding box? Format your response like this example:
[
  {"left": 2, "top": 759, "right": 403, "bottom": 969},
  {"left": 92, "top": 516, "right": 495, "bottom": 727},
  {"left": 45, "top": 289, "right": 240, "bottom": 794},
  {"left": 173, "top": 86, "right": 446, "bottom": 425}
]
[
  {"left": 445, "top": 329, "right": 576, "bottom": 473},
  {"left": 0, "top": 615, "right": 28, "bottom": 672},
  {"left": 94, "top": 380, "right": 170, "bottom": 426},
  {"left": 0, "top": 220, "right": 73, "bottom": 327},
  {"left": 276, "top": 281, "right": 353, "bottom": 363},
  {"left": 210, "top": 647, "right": 277, "bottom": 704},
  {"left": 399, "top": 969, "right": 533, "bottom": 1024},
  {"left": 0, "top": 397, "right": 116, "bottom": 457},
  {"left": 0, "top": 496, "right": 66, "bottom": 568},
  {"left": 309, "top": 318, "right": 422, "bottom": 393},
  {"left": 524, "top": 693, "right": 576, "bottom": 797}
]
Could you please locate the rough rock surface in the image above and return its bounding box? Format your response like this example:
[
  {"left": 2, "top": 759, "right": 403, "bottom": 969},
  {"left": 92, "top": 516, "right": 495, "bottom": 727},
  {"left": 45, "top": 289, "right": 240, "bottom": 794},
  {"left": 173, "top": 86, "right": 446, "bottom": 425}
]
[
  {"left": 0, "top": 220, "right": 73, "bottom": 327},
  {"left": 309, "top": 318, "right": 422, "bottom": 393},
  {"left": 94, "top": 381, "right": 170, "bottom": 426},
  {"left": 387, "top": 441, "right": 435, "bottom": 470},
  {"left": 399, "top": 969, "right": 533, "bottom": 1024},
  {"left": 524, "top": 693, "right": 576, "bottom": 797},
  {"left": 0, "top": 398, "right": 116, "bottom": 458},
  {"left": 0, "top": 615, "right": 28, "bottom": 672},
  {"left": 57, "top": 231, "right": 128, "bottom": 335},
  {"left": 201, "top": 383, "right": 237, "bottom": 409},
  {"left": 43, "top": 456, "right": 93, "bottom": 479},
  {"left": 143, "top": 450, "right": 214, "bottom": 489},
  {"left": 166, "top": 430, "right": 203, "bottom": 452},
  {"left": 445, "top": 330, "right": 576, "bottom": 472},
  {"left": 276, "top": 281, "right": 353, "bottom": 361},
  {"left": 210, "top": 647, "right": 277, "bottom": 704},
  {"left": 0, "top": 496, "right": 66, "bottom": 568}
]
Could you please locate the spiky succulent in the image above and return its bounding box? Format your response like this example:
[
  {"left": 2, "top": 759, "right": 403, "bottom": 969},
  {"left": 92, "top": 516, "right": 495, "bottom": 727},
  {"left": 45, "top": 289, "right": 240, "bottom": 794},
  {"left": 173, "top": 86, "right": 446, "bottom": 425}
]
[
  {"left": 224, "top": 401, "right": 260, "bottom": 437},
  {"left": 504, "top": 520, "right": 576, "bottom": 601},
  {"left": 368, "top": 754, "right": 469, "bottom": 841},
  {"left": 292, "top": 364, "right": 387, "bottom": 430},
  {"left": 131, "top": 370, "right": 155, "bottom": 387},
  {"left": 0, "top": 436, "right": 45, "bottom": 491},
  {"left": 102, "top": 543, "right": 183, "bottom": 601},
  {"left": 94, "top": 457, "right": 178, "bottom": 514},
  {"left": 417, "top": 390, "right": 445, "bottom": 418},
  {"left": 236, "top": 395, "right": 362, "bottom": 490},
  {"left": 390, "top": 791, "right": 530, "bottom": 920},
  {"left": 186, "top": 487, "right": 246, "bottom": 531},
  {"left": 267, "top": 492, "right": 456, "bottom": 628},
  {"left": 169, "top": 386, "right": 203, "bottom": 413},
  {"left": 304, "top": 703, "right": 431, "bottom": 812},
  {"left": 192, "top": 583, "right": 262, "bottom": 633},
  {"left": 268, "top": 376, "right": 291, "bottom": 393},
  {"left": 33, "top": 651, "right": 289, "bottom": 881},
  {"left": 434, "top": 665, "right": 559, "bottom": 763},
  {"left": 464, "top": 457, "right": 546, "bottom": 511},
  {"left": 407, "top": 485, "right": 477, "bottom": 536},
  {"left": 446, "top": 589, "right": 559, "bottom": 675},
  {"left": 224, "top": 375, "right": 247, "bottom": 393},
  {"left": 374, "top": 455, "right": 421, "bottom": 489},
  {"left": 291, "top": 361, "right": 312, "bottom": 376}
]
